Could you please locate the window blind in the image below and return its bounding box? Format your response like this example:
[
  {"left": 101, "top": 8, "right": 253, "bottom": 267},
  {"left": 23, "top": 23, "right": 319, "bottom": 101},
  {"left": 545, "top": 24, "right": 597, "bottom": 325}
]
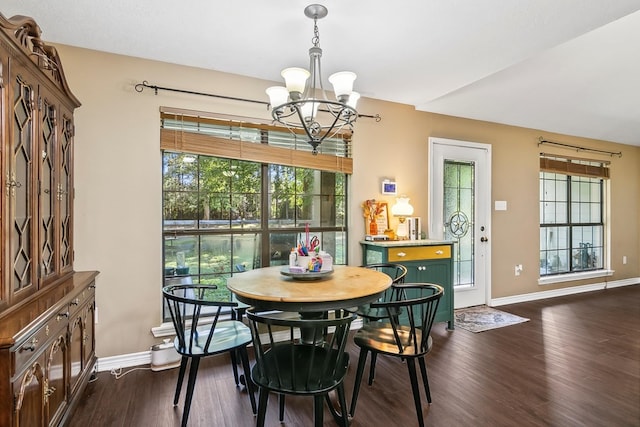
[
  {"left": 539, "top": 153, "right": 610, "bottom": 179},
  {"left": 160, "top": 107, "right": 353, "bottom": 174}
]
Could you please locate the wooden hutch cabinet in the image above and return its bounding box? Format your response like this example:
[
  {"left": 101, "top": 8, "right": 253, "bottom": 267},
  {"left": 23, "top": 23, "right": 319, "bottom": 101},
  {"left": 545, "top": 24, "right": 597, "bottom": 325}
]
[
  {"left": 0, "top": 13, "right": 98, "bottom": 426},
  {"left": 361, "top": 240, "right": 455, "bottom": 329}
]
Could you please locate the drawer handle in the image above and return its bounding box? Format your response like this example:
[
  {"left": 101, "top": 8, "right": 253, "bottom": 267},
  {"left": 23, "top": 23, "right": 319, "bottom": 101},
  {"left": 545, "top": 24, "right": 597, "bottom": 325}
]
[
  {"left": 70, "top": 298, "right": 80, "bottom": 306},
  {"left": 57, "top": 312, "right": 69, "bottom": 321},
  {"left": 396, "top": 252, "right": 406, "bottom": 257},
  {"left": 22, "top": 337, "right": 38, "bottom": 352},
  {"left": 44, "top": 386, "right": 56, "bottom": 398},
  {"left": 89, "top": 284, "right": 96, "bottom": 289},
  {"left": 435, "top": 250, "right": 443, "bottom": 255}
]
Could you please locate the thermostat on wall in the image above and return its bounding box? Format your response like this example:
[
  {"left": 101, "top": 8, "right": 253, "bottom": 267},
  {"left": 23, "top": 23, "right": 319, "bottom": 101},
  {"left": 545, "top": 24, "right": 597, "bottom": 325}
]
[{"left": 381, "top": 180, "right": 397, "bottom": 195}]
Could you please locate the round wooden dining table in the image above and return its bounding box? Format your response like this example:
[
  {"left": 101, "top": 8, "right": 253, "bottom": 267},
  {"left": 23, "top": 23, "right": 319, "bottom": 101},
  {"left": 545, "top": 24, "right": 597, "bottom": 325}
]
[{"left": 227, "top": 265, "right": 392, "bottom": 312}]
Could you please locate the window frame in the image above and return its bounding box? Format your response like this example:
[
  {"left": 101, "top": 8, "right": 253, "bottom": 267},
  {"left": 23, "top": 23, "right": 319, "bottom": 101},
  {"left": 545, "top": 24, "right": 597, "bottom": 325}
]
[
  {"left": 160, "top": 109, "right": 352, "bottom": 322},
  {"left": 539, "top": 154, "right": 609, "bottom": 280}
]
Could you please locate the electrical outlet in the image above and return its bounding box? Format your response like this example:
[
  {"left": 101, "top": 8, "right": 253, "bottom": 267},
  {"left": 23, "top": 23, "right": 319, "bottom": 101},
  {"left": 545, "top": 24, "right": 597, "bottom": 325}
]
[
  {"left": 623, "top": 256, "right": 627, "bottom": 265},
  {"left": 515, "top": 264, "right": 523, "bottom": 276}
]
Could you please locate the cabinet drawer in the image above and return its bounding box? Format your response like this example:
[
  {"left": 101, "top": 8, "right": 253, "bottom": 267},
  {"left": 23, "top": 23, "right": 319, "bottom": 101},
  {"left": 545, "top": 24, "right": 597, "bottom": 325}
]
[
  {"left": 13, "top": 317, "right": 65, "bottom": 375},
  {"left": 67, "top": 285, "right": 95, "bottom": 317},
  {"left": 388, "top": 245, "right": 451, "bottom": 262}
]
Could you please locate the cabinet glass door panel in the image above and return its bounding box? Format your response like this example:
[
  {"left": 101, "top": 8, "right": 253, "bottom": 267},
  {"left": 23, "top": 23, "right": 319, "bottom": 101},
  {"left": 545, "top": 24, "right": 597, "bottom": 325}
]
[
  {"left": 59, "top": 114, "right": 74, "bottom": 272},
  {"left": 40, "top": 96, "right": 57, "bottom": 280},
  {"left": 12, "top": 74, "right": 35, "bottom": 293}
]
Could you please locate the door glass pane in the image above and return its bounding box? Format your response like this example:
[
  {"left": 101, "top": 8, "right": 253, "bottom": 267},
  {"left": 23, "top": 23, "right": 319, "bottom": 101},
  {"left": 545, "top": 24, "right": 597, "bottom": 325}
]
[{"left": 443, "top": 161, "right": 475, "bottom": 288}]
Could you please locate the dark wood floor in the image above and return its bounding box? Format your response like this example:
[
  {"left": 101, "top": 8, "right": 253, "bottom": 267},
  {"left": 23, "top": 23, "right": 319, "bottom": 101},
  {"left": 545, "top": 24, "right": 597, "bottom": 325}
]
[{"left": 69, "top": 285, "right": 640, "bottom": 427}]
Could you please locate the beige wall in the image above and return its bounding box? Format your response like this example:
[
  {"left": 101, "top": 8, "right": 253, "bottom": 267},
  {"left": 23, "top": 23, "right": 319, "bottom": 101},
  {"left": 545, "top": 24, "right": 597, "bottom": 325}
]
[{"left": 56, "top": 45, "right": 640, "bottom": 358}]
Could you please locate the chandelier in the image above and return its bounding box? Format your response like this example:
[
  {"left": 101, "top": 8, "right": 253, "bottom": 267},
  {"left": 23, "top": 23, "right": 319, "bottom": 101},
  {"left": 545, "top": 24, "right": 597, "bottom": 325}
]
[{"left": 266, "top": 4, "right": 359, "bottom": 154}]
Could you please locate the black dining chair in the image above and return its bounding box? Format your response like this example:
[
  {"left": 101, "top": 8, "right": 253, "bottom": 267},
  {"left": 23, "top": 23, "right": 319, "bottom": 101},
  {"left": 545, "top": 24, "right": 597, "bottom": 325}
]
[
  {"left": 245, "top": 308, "right": 356, "bottom": 427},
  {"left": 349, "top": 283, "right": 443, "bottom": 427},
  {"left": 162, "top": 283, "right": 257, "bottom": 427}
]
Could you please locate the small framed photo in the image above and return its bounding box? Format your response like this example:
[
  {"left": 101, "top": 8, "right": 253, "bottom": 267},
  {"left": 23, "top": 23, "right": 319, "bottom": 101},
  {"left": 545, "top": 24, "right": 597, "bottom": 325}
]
[{"left": 381, "top": 180, "right": 397, "bottom": 195}]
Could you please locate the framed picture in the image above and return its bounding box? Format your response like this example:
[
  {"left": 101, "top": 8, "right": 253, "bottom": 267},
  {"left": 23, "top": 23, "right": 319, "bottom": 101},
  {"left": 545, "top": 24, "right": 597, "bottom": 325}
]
[
  {"left": 381, "top": 180, "right": 397, "bottom": 195},
  {"left": 363, "top": 200, "right": 390, "bottom": 235}
]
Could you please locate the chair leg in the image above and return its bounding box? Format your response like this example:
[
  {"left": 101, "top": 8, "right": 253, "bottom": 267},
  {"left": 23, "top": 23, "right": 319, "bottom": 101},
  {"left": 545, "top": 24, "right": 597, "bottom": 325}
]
[
  {"left": 256, "top": 388, "right": 269, "bottom": 427},
  {"left": 368, "top": 352, "right": 378, "bottom": 385},
  {"left": 327, "top": 384, "right": 350, "bottom": 427},
  {"left": 239, "top": 346, "right": 257, "bottom": 414},
  {"left": 418, "top": 356, "right": 432, "bottom": 403},
  {"left": 173, "top": 356, "right": 188, "bottom": 405},
  {"left": 229, "top": 348, "right": 240, "bottom": 385},
  {"left": 181, "top": 357, "right": 201, "bottom": 427},
  {"left": 406, "top": 358, "right": 425, "bottom": 427},
  {"left": 313, "top": 395, "right": 324, "bottom": 427},
  {"left": 278, "top": 394, "right": 286, "bottom": 421},
  {"left": 349, "top": 347, "right": 369, "bottom": 417}
]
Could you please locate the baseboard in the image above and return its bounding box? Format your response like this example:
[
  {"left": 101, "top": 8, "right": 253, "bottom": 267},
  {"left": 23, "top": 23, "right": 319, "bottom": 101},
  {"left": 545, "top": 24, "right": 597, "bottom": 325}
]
[
  {"left": 96, "top": 350, "right": 151, "bottom": 372},
  {"left": 604, "top": 277, "right": 640, "bottom": 289},
  {"left": 96, "top": 317, "right": 365, "bottom": 373},
  {"left": 490, "top": 277, "right": 639, "bottom": 307}
]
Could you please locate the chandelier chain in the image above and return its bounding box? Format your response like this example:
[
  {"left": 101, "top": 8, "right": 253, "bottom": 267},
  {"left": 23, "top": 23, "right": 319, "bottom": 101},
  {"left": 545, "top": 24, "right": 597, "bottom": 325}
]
[{"left": 312, "top": 18, "right": 320, "bottom": 47}]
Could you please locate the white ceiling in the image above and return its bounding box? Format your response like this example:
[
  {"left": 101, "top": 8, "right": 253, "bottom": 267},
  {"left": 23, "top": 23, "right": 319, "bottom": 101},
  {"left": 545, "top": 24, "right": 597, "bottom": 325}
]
[{"left": 3, "top": 1, "right": 640, "bottom": 146}]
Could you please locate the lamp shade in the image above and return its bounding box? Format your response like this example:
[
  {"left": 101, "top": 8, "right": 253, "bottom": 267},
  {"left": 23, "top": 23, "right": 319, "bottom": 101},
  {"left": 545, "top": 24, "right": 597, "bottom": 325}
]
[
  {"left": 391, "top": 196, "right": 414, "bottom": 217},
  {"left": 265, "top": 86, "right": 290, "bottom": 109},
  {"left": 346, "top": 91, "right": 360, "bottom": 109},
  {"left": 301, "top": 99, "right": 319, "bottom": 121},
  {"left": 329, "top": 71, "right": 357, "bottom": 101},
  {"left": 281, "top": 67, "right": 310, "bottom": 97}
]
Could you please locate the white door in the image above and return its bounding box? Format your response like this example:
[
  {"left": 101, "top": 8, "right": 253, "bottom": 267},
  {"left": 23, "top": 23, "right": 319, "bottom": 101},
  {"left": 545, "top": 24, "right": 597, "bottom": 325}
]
[{"left": 428, "top": 137, "right": 491, "bottom": 308}]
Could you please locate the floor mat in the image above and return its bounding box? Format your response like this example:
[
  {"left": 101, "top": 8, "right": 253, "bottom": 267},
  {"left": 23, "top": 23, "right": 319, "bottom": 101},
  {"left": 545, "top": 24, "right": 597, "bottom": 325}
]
[{"left": 454, "top": 306, "right": 529, "bottom": 332}]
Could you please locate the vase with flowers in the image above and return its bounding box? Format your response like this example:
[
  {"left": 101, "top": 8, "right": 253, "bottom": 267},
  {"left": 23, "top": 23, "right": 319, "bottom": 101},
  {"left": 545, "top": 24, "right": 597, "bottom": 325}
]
[{"left": 362, "top": 199, "right": 384, "bottom": 236}]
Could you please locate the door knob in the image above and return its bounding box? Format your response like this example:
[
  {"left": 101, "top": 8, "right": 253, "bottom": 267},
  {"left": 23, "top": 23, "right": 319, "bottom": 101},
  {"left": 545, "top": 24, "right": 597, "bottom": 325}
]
[{"left": 480, "top": 236, "right": 489, "bottom": 242}]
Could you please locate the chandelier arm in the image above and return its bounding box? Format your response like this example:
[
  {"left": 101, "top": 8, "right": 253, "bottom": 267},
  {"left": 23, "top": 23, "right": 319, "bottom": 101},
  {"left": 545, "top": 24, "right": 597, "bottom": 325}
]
[
  {"left": 292, "top": 104, "right": 327, "bottom": 146},
  {"left": 313, "top": 51, "right": 330, "bottom": 101},
  {"left": 273, "top": 100, "right": 356, "bottom": 128}
]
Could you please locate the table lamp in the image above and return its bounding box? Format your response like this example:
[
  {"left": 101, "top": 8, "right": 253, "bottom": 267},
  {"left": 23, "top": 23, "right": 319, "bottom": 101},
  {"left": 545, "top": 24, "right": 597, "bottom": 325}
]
[{"left": 391, "top": 196, "right": 414, "bottom": 239}]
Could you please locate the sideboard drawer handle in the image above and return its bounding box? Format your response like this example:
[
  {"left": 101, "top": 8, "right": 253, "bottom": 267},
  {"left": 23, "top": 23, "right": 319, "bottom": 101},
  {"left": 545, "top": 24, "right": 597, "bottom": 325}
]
[
  {"left": 435, "top": 250, "right": 443, "bottom": 255},
  {"left": 22, "top": 337, "right": 38, "bottom": 352},
  {"left": 57, "top": 312, "right": 69, "bottom": 321},
  {"left": 397, "top": 252, "right": 406, "bottom": 257}
]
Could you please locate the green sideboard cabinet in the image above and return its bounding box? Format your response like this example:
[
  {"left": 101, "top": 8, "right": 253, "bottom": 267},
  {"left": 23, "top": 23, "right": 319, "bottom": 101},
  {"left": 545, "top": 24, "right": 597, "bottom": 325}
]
[{"left": 361, "top": 240, "right": 455, "bottom": 329}]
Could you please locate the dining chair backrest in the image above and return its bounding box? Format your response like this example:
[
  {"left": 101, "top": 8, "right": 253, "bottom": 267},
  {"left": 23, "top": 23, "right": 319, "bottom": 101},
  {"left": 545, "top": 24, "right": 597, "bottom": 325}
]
[
  {"left": 246, "top": 309, "right": 356, "bottom": 393},
  {"left": 370, "top": 283, "right": 443, "bottom": 356},
  {"left": 163, "top": 284, "right": 241, "bottom": 356},
  {"left": 363, "top": 262, "right": 408, "bottom": 285},
  {"left": 348, "top": 263, "right": 408, "bottom": 321}
]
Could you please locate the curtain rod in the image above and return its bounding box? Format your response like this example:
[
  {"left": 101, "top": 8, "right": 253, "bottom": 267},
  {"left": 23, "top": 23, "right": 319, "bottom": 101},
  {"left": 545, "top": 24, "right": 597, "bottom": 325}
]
[
  {"left": 134, "top": 80, "right": 382, "bottom": 122},
  {"left": 538, "top": 137, "right": 622, "bottom": 158}
]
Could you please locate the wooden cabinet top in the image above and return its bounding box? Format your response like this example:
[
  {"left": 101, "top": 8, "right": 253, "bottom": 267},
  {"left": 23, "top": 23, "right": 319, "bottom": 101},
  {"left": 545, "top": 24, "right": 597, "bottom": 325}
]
[
  {"left": 0, "top": 271, "right": 99, "bottom": 348},
  {"left": 360, "top": 239, "right": 454, "bottom": 248}
]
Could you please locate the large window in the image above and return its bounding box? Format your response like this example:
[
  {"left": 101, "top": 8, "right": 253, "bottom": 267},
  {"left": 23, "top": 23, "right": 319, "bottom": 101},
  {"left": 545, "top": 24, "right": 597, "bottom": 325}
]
[
  {"left": 161, "top": 109, "right": 350, "bottom": 317},
  {"left": 539, "top": 155, "right": 608, "bottom": 277}
]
